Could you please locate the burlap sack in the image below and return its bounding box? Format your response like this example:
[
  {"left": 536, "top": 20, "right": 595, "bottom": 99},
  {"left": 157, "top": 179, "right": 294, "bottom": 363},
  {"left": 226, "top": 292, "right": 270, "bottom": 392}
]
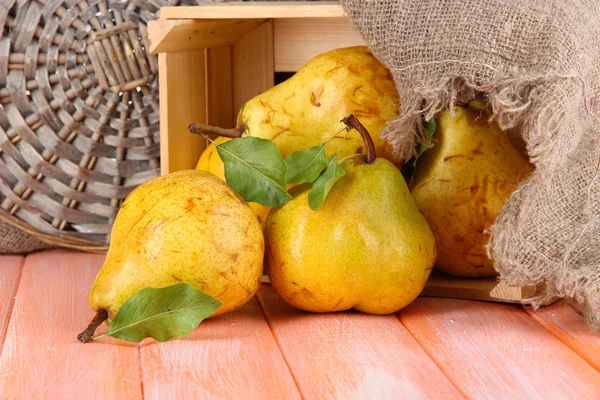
[
  {"left": 342, "top": 0, "right": 600, "bottom": 327},
  {"left": 0, "top": 222, "right": 50, "bottom": 254}
]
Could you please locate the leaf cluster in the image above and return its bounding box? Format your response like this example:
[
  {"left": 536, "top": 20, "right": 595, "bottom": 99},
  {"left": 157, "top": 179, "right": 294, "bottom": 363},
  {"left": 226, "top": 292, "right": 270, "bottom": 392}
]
[{"left": 216, "top": 136, "right": 347, "bottom": 211}]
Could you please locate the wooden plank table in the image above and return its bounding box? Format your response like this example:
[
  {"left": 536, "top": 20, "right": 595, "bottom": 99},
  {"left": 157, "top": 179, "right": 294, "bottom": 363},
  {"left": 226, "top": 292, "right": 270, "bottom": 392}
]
[{"left": 1, "top": 250, "right": 599, "bottom": 398}]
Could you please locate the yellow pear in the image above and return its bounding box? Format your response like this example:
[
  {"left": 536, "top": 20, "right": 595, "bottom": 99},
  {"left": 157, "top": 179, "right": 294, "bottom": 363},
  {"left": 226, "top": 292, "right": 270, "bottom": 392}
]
[
  {"left": 196, "top": 137, "right": 271, "bottom": 225},
  {"left": 264, "top": 116, "right": 435, "bottom": 314},
  {"left": 87, "top": 170, "right": 264, "bottom": 324},
  {"left": 235, "top": 46, "right": 401, "bottom": 163},
  {"left": 410, "top": 105, "right": 532, "bottom": 278}
]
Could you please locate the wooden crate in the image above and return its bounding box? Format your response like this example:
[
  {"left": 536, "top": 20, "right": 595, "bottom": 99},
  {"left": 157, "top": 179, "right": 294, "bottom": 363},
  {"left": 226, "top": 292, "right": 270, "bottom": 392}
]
[{"left": 148, "top": 1, "right": 544, "bottom": 304}]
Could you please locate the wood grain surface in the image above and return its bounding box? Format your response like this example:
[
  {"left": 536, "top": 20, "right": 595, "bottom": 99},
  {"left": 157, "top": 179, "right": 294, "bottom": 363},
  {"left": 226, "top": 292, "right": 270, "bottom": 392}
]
[
  {"left": 399, "top": 298, "right": 600, "bottom": 399},
  {"left": 1, "top": 250, "right": 600, "bottom": 399},
  {"left": 148, "top": 19, "right": 263, "bottom": 54},
  {"left": 160, "top": 2, "right": 346, "bottom": 20},
  {"left": 0, "top": 255, "right": 23, "bottom": 350},
  {"left": 0, "top": 251, "right": 142, "bottom": 399},
  {"left": 232, "top": 21, "right": 274, "bottom": 115},
  {"left": 273, "top": 18, "right": 364, "bottom": 72},
  {"left": 527, "top": 299, "right": 600, "bottom": 372},
  {"left": 140, "top": 297, "right": 300, "bottom": 399},
  {"left": 257, "top": 285, "right": 464, "bottom": 399},
  {"left": 421, "top": 271, "right": 544, "bottom": 304},
  {"left": 158, "top": 49, "right": 208, "bottom": 174}
]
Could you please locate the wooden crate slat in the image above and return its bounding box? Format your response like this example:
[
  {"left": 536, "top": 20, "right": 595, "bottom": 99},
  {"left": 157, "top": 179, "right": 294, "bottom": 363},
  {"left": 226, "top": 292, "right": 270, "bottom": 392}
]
[
  {"left": 257, "top": 285, "right": 464, "bottom": 399},
  {"left": 159, "top": 49, "right": 208, "bottom": 174},
  {"left": 398, "top": 297, "right": 600, "bottom": 398},
  {"left": 160, "top": 2, "right": 346, "bottom": 20},
  {"left": 139, "top": 297, "right": 301, "bottom": 399},
  {"left": 148, "top": 19, "right": 264, "bottom": 54},
  {"left": 526, "top": 299, "right": 600, "bottom": 372},
  {"left": 421, "top": 271, "right": 544, "bottom": 303},
  {"left": 0, "top": 251, "right": 143, "bottom": 399},
  {"left": 232, "top": 21, "right": 274, "bottom": 115},
  {"left": 274, "top": 18, "right": 364, "bottom": 72},
  {"left": 206, "top": 46, "right": 234, "bottom": 128},
  {"left": 0, "top": 255, "right": 24, "bottom": 350}
]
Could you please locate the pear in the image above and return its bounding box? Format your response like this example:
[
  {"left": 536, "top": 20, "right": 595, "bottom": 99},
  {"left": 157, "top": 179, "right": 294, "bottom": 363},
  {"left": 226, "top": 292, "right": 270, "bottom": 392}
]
[
  {"left": 235, "top": 46, "right": 401, "bottom": 163},
  {"left": 79, "top": 170, "right": 264, "bottom": 341},
  {"left": 196, "top": 137, "right": 271, "bottom": 225},
  {"left": 264, "top": 116, "right": 436, "bottom": 314},
  {"left": 410, "top": 105, "right": 532, "bottom": 278},
  {"left": 193, "top": 46, "right": 401, "bottom": 222}
]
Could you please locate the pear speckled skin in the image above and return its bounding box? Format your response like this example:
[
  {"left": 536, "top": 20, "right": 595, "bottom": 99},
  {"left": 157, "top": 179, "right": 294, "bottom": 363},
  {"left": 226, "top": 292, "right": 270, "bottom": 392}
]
[
  {"left": 89, "top": 170, "right": 264, "bottom": 320},
  {"left": 237, "top": 46, "right": 401, "bottom": 164},
  {"left": 410, "top": 106, "right": 532, "bottom": 278},
  {"left": 264, "top": 156, "right": 436, "bottom": 314}
]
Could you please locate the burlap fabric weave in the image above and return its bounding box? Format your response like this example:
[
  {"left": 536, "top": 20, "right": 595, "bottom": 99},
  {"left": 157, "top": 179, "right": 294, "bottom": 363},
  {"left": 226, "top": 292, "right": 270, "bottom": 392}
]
[
  {"left": 342, "top": 0, "right": 600, "bottom": 327},
  {"left": 0, "top": 223, "right": 49, "bottom": 253}
]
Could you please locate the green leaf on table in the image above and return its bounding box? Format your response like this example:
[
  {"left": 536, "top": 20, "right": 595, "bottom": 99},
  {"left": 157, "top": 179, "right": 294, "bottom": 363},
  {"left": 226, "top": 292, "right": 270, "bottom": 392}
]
[
  {"left": 308, "top": 154, "right": 345, "bottom": 211},
  {"left": 216, "top": 137, "right": 291, "bottom": 207},
  {"left": 285, "top": 144, "right": 328, "bottom": 184},
  {"left": 102, "top": 283, "right": 221, "bottom": 343}
]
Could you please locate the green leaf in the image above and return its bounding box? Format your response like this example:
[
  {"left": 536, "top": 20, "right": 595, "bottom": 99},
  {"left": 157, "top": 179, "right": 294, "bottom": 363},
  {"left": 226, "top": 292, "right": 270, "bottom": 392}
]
[
  {"left": 103, "top": 283, "right": 221, "bottom": 343},
  {"left": 308, "top": 154, "right": 345, "bottom": 211},
  {"left": 217, "top": 137, "right": 291, "bottom": 207},
  {"left": 415, "top": 119, "right": 437, "bottom": 159},
  {"left": 408, "top": 118, "right": 437, "bottom": 185},
  {"left": 285, "top": 144, "right": 328, "bottom": 184}
]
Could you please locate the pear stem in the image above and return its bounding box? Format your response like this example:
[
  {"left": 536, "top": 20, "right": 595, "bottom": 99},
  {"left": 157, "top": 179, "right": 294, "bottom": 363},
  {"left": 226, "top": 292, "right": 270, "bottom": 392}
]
[
  {"left": 77, "top": 310, "right": 108, "bottom": 343},
  {"left": 188, "top": 122, "right": 244, "bottom": 138},
  {"left": 342, "top": 114, "right": 376, "bottom": 164}
]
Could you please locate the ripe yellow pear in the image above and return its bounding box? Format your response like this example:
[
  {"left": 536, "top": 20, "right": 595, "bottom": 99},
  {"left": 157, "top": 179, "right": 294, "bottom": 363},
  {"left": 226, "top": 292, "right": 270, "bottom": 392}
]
[
  {"left": 196, "top": 137, "right": 271, "bottom": 225},
  {"left": 264, "top": 116, "right": 435, "bottom": 314},
  {"left": 410, "top": 105, "right": 532, "bottom": 277},
  {"left": 195, "top": 46, "right": 401, "bottom": 224},
  {"left": 235, "top": 46, "right": 401, "bottom": 163},
  {"left": 87, "top": 170, "right": 264, "bottom": 324}
]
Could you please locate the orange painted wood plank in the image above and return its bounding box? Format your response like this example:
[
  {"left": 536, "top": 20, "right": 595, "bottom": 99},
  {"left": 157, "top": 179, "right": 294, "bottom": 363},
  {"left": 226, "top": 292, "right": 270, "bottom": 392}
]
[
  {"left": 140, "top": 296, "right": 300, "bottom": 399},
  {"left": 0, "top": 250, "right": 143, "bottom": 399},
  {"left": 526, "top": 299, "right": 600, "bottom": 372},
  {"left": 257, "top": 285, "right": 464, "bottom": 399},
  {"left": 399, "top": 298, "right": 600, "bottom": 398},
  {"left": 0, "top": 255, "right": 24, "bottom": 351}
]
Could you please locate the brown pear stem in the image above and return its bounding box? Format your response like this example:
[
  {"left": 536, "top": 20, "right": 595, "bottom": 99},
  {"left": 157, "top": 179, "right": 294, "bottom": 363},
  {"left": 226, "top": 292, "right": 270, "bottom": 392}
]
[
  {"left": 342, "top": 114, "right": 376, "bottom": 164},
  {"left": 188, "top": 122, "right": 244, "bottom": 138},
  {"left": 77, "top": 310, "right": 108, "bottom": 343}
]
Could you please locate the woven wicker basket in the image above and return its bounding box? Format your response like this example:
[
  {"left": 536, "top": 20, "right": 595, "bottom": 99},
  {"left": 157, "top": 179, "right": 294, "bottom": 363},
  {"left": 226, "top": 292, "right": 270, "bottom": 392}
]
[{"left": 0, "top": 0, "right": 189, "bottom": 252}]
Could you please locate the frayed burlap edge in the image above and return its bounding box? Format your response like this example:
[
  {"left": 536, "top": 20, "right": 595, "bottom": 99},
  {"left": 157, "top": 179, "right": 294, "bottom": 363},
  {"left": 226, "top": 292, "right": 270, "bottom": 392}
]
[{"left": 383, "top": 72, "right": 586, "bottom": 164}]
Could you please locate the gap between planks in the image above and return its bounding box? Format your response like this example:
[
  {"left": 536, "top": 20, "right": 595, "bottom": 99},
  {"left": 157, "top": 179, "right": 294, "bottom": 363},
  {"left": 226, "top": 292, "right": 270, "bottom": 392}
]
[
  {"left": 2, "top": 251, "right": 600, "bottom": 399},
  {"left": 0, "top": 251, "right": 143, "bottom": 399},
  {"left": 256, "top": 285, "right": 464, "bottom": 399},
  {"left": 253, "top": 288, "right": 305, "bottom": 398},
  {"left": 0, "top": 255, "right": 25, "bottom": 356},
  {"left": 137, "top": 296, "right": 300, "bottom": 399},
  {"left": 397, "top": 297, "right": 600, "bottom": 398},
  {"left": 525, "top": 299, "right": 600, "bottom": 373}
]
